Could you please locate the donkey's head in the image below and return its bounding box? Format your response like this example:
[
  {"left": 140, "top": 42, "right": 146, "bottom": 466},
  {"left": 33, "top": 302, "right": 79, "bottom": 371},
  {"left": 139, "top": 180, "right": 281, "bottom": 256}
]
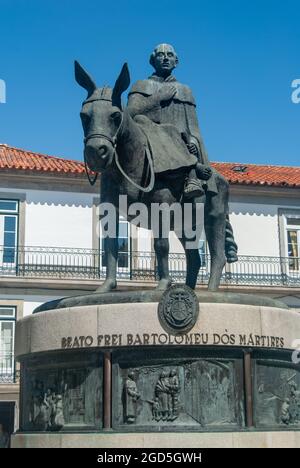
[{"left": 75, "top": 61, "right": 130, "bottom": 172}]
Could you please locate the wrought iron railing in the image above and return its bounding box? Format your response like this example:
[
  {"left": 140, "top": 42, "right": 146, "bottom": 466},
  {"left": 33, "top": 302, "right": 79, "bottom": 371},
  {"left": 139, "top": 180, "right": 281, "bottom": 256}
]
[
  {"left": 0, "top": 351, "right": 18, "bottom": 384},
  {"left": 0, "top": 245, "right": 299, "bottom": 287}
]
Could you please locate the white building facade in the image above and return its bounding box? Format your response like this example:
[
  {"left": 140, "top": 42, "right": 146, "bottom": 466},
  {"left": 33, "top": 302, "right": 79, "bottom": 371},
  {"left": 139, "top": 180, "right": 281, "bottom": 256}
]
[{"left": 0, "top": 143, "right": 299, "bottom": 434}]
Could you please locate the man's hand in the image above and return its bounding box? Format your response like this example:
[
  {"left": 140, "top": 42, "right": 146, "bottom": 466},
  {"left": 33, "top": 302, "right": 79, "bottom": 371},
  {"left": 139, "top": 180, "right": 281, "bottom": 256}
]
[
  {"left": 156, "top": 84, "right": 177, "bottom": 102},
  {"left": 186, "top": 143, "right": 198, "bottom": 156},
  {"left": 196, "top": 163, "right": 212, "bottom": 180}
]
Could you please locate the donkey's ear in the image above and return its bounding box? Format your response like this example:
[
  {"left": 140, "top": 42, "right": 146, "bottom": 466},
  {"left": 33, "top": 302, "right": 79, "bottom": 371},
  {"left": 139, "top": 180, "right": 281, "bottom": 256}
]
[
  {"left": 112, "top": 63, "right": 130, "bottom": 108},
  {"left": 74, "top": 60, "right": 97, "bottom": 97}
]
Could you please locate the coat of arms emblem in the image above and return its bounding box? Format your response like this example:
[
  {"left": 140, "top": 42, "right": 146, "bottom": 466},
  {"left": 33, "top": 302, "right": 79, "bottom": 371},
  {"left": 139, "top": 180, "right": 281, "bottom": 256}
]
[{"left": 158, "top": 285, "right": 199, "bottom": 333}]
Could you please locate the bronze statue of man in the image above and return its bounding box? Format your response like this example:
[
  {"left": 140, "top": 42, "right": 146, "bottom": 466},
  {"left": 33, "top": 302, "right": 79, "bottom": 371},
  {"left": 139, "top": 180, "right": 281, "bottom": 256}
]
[{"left": 127, "top": 43, "right": 237, "bottom": 262}]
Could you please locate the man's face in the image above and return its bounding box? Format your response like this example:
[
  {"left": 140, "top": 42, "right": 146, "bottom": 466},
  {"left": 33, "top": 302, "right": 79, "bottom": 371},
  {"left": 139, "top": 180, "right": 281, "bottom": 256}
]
[{"left": 152, "top": 45, "right": 177, "bottom": 76}]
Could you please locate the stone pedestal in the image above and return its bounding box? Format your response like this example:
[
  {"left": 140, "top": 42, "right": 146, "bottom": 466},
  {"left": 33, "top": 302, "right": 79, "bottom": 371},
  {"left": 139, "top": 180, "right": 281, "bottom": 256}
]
[{"left": 12, "top": 292, "right": 300, "bottom": 448}]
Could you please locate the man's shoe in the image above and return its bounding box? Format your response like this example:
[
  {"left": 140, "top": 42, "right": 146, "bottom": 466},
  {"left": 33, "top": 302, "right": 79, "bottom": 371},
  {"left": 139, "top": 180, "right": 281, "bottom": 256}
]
[{"left": 184, "top": 178, "right": 205, "bottom": 199}]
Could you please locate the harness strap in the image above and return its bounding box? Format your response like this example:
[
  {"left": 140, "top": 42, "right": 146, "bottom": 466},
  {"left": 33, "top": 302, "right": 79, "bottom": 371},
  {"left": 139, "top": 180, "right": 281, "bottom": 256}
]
[
  {"left": 83, "top": 112, "right": 155, "bottom": 193},
  {"left": 84, "top": 153, "right": 98, "bottom": 186},
  {"left": 114, "top": 144, "right": 155, "bottom": 193}
]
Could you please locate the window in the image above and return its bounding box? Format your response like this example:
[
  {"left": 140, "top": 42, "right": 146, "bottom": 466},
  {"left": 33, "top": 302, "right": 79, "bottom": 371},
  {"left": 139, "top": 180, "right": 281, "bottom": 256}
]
[
  {"left": 0, "top": 306, "right": 16, "bottom": 381},
  {"left": 118, "top": 220, "right": 130, "bottom": 269},
  {"left": 0, "top": 199, "right": 19, "bottom": 270},
  {"left": 199, "top": 239, "right": 207, "bottom": 268},
  {"left": 286, "top": 218, "right": 300, "bottom": 271}
]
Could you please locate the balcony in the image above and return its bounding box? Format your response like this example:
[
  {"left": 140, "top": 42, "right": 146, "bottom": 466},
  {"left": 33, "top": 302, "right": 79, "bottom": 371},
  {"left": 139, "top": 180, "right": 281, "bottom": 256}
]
[
  {"left": 0, "top": 245, "right": 299, "bottom": 288},
  {"left": 0, "top": 352, "right": 19, "bottom": 384}
]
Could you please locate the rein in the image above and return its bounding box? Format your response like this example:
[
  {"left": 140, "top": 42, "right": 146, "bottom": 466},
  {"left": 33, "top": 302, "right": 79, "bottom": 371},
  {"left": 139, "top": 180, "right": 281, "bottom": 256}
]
[
  {"left": 84, "top": 155, "right": 98, "bottom": 186},
  {"left": 83, "top": 106, "right": 155, "bottom": 193}
]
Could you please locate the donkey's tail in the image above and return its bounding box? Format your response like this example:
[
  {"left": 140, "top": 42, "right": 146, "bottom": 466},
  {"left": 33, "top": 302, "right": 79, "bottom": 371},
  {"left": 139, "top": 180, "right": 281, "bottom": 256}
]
[{"left": 225, "top": 215, "right": 238, "bottom": 263}]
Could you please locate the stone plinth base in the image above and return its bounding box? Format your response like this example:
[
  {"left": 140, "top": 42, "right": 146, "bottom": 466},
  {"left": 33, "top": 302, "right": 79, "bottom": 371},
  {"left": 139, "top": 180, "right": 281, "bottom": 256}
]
[
  {"left": 11, "top": 431, "right": 300, "bottom": 448},
  {"left": 15, "top": 294, "right": 300, "bottom": 444},
  {"left": 16, "top": 300, "right": 298, "bottom": 355}
]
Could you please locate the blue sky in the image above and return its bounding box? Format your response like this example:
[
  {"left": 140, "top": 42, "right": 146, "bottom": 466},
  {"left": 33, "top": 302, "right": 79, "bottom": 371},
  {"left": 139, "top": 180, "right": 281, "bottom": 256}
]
[{"left": 0, "top": 0, "right": 299, "bottom": 166}]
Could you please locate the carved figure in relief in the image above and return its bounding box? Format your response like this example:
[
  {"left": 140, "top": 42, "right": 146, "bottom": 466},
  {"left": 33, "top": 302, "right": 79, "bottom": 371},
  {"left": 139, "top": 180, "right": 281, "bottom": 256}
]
[
  {"left": 124, "top": 371, "right": 141, "bottom": 424},
  {"left": 288, "top": 381, "right": 300, "bottom": 423},
  {"left": 147, "top": 397, "right": 160, "bottom": 421},
  {"left": 281, "top": 398, "right": 291, "bottom": 425},
  {"left": 53, "top": 394, "right": 65, "bottom": 428},
  {"left": 154, "top": 371, "right": 170, "bottom": 421},
  {"left": 168, "top": 369, "right": 180, "bottom": 420}
]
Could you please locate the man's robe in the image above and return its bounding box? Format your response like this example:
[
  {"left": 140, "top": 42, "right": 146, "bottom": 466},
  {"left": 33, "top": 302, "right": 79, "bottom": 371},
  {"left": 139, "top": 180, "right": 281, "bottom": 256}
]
[{"left": 128, "top": 75, "right": 218, "bottom": 192}]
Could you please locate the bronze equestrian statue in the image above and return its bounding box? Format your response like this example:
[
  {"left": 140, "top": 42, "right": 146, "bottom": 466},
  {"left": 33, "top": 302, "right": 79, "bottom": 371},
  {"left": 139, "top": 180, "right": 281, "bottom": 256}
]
[
  {"left": 75, "top": 44, "right": 237, "bottom": 292},
  {"left": 127, "top": 44, "right": 237, "bottom": 262}
]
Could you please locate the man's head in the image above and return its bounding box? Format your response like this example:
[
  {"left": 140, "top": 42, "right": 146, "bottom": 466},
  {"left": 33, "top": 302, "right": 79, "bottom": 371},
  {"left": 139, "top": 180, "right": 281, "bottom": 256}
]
[{"left": 149, "top": 44, "right": 178, "bottom": 77}]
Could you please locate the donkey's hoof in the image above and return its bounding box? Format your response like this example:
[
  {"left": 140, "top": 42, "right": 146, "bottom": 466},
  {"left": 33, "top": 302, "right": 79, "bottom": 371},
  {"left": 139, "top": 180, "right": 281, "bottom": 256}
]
[
  {"left": 155, "top": 278, "right": 172, "bottom": 291},
  {"left": 95, "top": 281, "right": 117, "bottom": 293}
]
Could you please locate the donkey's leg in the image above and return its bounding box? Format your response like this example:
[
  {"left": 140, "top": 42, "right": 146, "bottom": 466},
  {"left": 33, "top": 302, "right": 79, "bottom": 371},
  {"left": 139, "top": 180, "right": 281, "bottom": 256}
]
[
  {"left": 205, "top": 220, "right": 226, "bottom": 291},
  {"left": 178, "top": 235, "right": 201, "bottom": 290},
  {"left": 204, "top": 180, "right": 227, "bottom": 291},
  {"left": 96, "top": 195, "right": 119, "bottom": 293},
  {"left": 96, "top": 236, "right": 118, "bottom": 292},
  {"left": 154, "top": 237, "right": 172, "bottom": 290}
]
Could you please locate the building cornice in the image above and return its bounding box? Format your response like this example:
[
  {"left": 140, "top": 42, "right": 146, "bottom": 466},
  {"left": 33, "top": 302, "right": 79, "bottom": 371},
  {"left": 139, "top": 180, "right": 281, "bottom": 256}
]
[
  {"left": 0, "top": 169, "right": 99, "bottom": 193},
  {"left": 229, "top": 184, "right": 300, "bottom": 200},
  {"left": 0, "top": 168, "right": 299, "bottom": 198}
]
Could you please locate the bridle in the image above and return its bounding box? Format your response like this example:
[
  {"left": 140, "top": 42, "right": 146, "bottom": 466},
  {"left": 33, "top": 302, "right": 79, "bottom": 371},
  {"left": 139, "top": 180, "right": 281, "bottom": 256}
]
[
  {"left": 83, "top": 99, "right": 155, "bottom": 193},
  {"left": 83, "top": 101, "right": 123, "bottom": 185}
]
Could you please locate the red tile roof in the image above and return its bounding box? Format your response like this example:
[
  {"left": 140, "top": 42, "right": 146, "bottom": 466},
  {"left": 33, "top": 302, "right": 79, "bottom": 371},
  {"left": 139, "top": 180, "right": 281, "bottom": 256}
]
[
  {"left": 0, "top": 144, "right": 299, "bottom": 188},
  {"left": 0, "top": 143, "right": 85, "bottom": 176},
  {"left": 211, "top": 162, "right": 300, "bottom": 188}
]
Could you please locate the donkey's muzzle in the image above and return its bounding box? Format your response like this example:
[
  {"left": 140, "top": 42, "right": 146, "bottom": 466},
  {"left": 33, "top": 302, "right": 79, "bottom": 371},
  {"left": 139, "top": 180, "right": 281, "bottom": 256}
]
[{"left": 84, "top": 142, "right": 112, "bottom": 172}]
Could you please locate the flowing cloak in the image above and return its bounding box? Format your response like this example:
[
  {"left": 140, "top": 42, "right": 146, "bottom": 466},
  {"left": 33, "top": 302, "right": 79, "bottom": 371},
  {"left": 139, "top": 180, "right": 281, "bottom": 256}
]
[
  {"left": 155, "top": 377, "right": 170, "bottom": 411},
  {"left": 132, "top": 115, "right": 197, "bottom": 174},
  {"left": 128, "top": 75, "right": 218, "bottom": 192}
]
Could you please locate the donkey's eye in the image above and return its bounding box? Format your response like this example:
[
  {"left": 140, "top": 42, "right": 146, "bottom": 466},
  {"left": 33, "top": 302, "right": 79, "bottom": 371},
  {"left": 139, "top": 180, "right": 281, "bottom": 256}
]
[{"left": 111, "top": 111, "right": 122, "bottom": 123}]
